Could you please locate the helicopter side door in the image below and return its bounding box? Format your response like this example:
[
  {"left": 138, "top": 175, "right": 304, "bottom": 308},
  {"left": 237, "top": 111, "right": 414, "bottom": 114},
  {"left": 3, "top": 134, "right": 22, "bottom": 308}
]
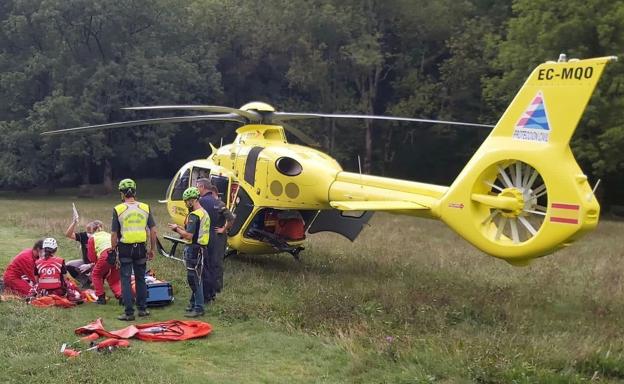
[{"left": 166, "top": 166, "right": 212, "bottom": 226}]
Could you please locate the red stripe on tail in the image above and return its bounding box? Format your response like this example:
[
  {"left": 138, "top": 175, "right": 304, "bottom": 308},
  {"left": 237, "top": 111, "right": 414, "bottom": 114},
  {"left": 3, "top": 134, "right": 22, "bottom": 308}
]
[{"left": 551, "top": 203, "right": 580, "bottom": 210}]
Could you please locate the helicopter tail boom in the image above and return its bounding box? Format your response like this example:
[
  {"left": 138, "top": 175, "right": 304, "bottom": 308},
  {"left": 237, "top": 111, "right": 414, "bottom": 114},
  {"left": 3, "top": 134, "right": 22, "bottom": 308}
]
[
  {"left": 437, "top": 55, "right": 616, "bottom": 264},
  {"left": 328, "top": 171, "right": 447, "bottom": 218}
]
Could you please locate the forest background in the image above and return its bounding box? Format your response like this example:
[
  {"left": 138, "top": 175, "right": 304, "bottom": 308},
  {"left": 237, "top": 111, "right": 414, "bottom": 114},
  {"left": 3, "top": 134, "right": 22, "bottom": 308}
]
[{"left": 1, "top": 0, "right": 622, "bottom": 206}]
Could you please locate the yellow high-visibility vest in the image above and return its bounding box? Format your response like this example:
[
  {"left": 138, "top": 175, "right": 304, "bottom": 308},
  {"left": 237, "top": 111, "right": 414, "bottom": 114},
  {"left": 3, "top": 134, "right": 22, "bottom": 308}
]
[
  {"left": 93, "top": 231, "right": 112, "bottom": 256},
  {"left": 190, "top": 208, "right": 210, "bottom": 246},
  {"left": 114, "top": 202, "right": 150, "bottom": 244}
]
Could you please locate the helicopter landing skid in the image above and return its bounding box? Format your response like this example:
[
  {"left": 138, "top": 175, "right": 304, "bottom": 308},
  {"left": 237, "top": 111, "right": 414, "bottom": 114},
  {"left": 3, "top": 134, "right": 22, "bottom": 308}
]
[
  {"left": 157, "top": 236, "right": 185, "bottom": 262},
  {"left": 288, "top": 246, "right": 305, "bottom": 261},
  {"left": 247, "top": 228, "right": 305, "bottom": 260}
]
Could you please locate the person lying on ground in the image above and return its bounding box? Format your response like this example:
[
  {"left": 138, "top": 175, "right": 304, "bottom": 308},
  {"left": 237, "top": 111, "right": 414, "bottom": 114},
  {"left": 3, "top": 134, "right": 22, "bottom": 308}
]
[{"left": 2, "top": 240, "right": 43, "bottom": 296}]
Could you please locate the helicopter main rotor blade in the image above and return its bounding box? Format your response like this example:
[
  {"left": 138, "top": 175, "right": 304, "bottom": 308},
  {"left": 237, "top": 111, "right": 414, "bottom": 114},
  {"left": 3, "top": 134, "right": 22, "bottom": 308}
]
[
  {"left": 281, "top": 123, "right": 320, "bottom": 147},
  {"left": 41, "top": 113, "right": 245, "bottom": 135},
  {"left": 272, "top": 112, "right": 495, "bottom": 128},
  {"left": 123, "top": 105, "right": 259, "bottom": 121}
]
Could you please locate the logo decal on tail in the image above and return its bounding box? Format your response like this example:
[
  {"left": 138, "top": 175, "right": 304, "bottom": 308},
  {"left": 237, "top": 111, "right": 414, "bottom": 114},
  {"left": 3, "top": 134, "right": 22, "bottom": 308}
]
[{"left": 513, "top": 91, "right": 550, "bottom": 143}]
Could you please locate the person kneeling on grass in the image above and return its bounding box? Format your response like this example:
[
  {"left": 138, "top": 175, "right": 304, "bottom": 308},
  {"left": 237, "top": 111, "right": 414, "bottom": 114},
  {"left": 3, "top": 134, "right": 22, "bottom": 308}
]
[
  {"left": 2, "top": 240, "right": 44, "bottom": 296},
  {"left": 168, "top": 187, "right": 211, "bottom": 318},
  {"left": 86, "top": 222, "right": 122, "bottom": 304},
  {"left": 35, "top": 238, "right": 68, "bottom": 296}
]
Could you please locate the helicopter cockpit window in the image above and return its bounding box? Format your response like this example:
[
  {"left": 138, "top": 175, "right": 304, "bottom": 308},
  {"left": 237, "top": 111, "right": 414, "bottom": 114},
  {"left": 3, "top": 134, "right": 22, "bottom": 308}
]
[
  {"left": 171, "top": 168, "right": 191, "bottom": 201},
  {"left": 191, "top": 167, "right": 211, "bottom": 188}
]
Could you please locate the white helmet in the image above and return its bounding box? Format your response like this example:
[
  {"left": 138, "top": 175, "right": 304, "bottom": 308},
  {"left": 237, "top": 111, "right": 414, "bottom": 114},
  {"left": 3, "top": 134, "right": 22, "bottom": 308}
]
[{"left": 42, "top": 237, "right": 58, "bottom": 250}]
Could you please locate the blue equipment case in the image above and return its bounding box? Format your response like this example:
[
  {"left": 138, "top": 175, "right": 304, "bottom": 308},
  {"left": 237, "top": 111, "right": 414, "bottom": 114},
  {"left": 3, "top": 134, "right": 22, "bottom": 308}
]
[{"left": 146, "top": 282, "right": 174, "bottom": 307}]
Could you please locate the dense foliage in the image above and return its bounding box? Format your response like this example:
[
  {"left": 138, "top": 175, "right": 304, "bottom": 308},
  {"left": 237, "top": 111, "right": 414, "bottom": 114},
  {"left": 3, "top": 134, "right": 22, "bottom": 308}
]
[{"left": 0, "top": 0, "right": 622, "bottom": 204}]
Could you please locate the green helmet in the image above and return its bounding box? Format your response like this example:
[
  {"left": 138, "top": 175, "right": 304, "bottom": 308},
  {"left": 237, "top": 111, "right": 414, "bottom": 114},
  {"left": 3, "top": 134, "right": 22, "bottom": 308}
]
[
  {"left": 118, "top": 178, "right": 136, "bottom": 192},
  {"left": 183, "top": 187, "right": 200, "bottom": 201}
]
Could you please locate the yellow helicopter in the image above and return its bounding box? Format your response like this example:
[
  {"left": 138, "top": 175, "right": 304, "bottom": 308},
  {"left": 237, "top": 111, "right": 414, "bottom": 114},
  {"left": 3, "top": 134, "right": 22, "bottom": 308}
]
[{"left": 44, "top": 55, "right": 616, "bottom": 265}]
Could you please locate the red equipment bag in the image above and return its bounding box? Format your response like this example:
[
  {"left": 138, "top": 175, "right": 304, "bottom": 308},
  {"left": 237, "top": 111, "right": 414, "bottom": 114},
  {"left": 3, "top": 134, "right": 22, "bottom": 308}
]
[
  {"left": 264, "top": 210, "right": 278, "bottom": 233},
  {"left": 275, "top": 218, "right": 305, "bottom": 240},
  {"left": 75, "top": 318, "right": 212, "bottom": 341}
]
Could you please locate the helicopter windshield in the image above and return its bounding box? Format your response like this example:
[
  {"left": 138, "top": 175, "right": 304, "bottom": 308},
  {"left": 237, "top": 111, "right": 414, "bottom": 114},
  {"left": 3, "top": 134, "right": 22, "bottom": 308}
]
[{"left": 171, "top": 167, "right": 191, "bottom": 200}]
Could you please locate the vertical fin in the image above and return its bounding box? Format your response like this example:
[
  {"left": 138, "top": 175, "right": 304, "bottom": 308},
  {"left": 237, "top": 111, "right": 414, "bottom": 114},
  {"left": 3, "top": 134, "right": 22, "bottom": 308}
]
[{"left": 487, "top": 56, "right": 617, "bottom": 147}]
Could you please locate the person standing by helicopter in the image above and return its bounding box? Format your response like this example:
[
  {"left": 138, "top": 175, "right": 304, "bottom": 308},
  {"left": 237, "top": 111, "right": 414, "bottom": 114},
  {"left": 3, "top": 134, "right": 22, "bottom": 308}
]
[
  {"left": 196, "top": 178, "right": 235, "bottom": 302},
  {"left": 207, "top": 183, "right": 234, "bottom": 295},
  {"left": 168, "top": 187, "right": 210, "bottom": 317},
  {"left": 108, "top": 179, "right": 157, "bottom": 321}
]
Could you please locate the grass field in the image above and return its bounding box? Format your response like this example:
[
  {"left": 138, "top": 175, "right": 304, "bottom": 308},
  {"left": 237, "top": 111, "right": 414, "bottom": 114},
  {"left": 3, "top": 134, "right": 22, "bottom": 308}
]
[{"left": 1, "top": 180, "right": 624, "bottom": 383}]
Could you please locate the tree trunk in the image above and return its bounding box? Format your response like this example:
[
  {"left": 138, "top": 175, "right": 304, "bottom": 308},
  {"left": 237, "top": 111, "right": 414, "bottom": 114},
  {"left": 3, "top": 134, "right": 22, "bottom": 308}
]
[
  {"left": 103, "top": 158, "right": 113, "bottom": 194},
  {"left": 330, "top": 119, "right": 336, "bottom": 155},
  {"left": 364, "top": 119, "right": 372, "bottom": 174},
  {"left": 82, "top": 157, "right": 90, "bottom": 185}
]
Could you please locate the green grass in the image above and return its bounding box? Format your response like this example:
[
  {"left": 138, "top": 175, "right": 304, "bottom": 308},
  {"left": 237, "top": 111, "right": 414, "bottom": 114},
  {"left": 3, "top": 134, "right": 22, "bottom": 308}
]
[{"left": 1, "top": 180, "right": 624, "bottom": 383}]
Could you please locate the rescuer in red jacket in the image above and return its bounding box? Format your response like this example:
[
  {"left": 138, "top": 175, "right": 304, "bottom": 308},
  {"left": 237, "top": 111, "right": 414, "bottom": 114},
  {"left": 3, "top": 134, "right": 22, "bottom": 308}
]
[
  {"left": 86, "top": 223, "right": 121, "bottom": 304},
  {"left": 2, "top": 240, "right": 44, "bottom": 296},
  {"left": 34, "top": 238, "right": 68, "bottom": 296}
]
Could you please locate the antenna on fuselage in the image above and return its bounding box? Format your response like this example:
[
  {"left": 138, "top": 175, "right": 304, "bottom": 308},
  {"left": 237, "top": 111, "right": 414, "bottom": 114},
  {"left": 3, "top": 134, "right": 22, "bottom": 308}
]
[
  {"left": 357, "top": 155, "right": 363, "bottom": 191},
  {"left": 220, "top": 137, "right": 223, "bottom": 148}
]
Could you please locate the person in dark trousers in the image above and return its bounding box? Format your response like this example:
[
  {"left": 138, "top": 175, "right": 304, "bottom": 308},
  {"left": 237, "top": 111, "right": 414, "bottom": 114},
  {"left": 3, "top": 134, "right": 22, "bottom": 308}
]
[
  {"left": 196, "top": 178, "right": 235, "bottom": 302},
  {"left": 64, "top": 219, "right": 102, "bottom": 288},
  {"left": 168, "top": 187, "right": 210, "bottom": 317},
  {"left": 109, "top": 179, "right": 158, "bottom": 321},
  {"left": 206, "top": 184, "right": 235, "bottom": 293}
]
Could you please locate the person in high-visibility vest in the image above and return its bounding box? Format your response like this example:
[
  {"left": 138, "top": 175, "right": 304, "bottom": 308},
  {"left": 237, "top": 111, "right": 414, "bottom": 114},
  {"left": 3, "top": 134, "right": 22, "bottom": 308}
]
[
  {"left": 109, "top": 179, "right": 157, "bottom": 321},
  {"left": 86, "top": 222, "right": 121, "bottom": 304},
  {"left": 168, "top": 187, "right": 210, "bottom": 317}
]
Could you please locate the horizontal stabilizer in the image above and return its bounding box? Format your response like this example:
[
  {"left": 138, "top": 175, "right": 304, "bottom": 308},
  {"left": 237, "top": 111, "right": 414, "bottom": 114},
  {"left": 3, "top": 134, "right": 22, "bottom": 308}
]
[{"left": 330, "top": 200, "right": 429, "bottom": 211}]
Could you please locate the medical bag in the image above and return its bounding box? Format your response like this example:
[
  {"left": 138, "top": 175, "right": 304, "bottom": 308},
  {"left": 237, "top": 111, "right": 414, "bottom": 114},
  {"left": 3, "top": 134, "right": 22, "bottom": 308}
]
[{"left": 146, "top": 281, "right": 174, "bottom": 307}]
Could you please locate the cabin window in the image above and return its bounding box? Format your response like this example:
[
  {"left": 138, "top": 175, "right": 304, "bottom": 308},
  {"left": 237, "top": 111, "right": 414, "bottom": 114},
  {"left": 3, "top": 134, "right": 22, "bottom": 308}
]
[
  {"left": 210, "top": 175, "right": 229, "bottom": 201},
  {"left": 191, "top": 167, "right": 211, "bottom": 188}
]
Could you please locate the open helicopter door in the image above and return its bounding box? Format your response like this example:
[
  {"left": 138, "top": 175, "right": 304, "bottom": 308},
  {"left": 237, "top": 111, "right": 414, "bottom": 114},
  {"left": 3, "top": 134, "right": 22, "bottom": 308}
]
[{"left": 307, "top": 210, "right": 374, "bottom": 241}]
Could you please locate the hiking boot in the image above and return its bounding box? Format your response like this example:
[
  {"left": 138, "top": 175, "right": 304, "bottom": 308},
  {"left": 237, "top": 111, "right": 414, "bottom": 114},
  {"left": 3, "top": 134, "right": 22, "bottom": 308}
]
[
  {"left": 185, "top": 305, "right": 193, "bottom": 312},
  {"left": 184, "top": 310, "right": 204, "bottom": 318},
  {"left": 138, "top": 309, "right": 150, "bottom": 317},
  {"left": 96, "top": 295, "right": 107, "bottom": 305},
  {"left": 117, "top": 313, "right": 135, "bottom": 321}
]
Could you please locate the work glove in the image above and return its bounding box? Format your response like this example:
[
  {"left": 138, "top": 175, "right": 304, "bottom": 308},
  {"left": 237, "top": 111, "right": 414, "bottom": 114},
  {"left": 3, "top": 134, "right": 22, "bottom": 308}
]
[
  {"left": 107, "top": 249, "right": 117, "bottom": 266},
  {"left": 78, "top": 263, "right": 93, "bottom": 273}
]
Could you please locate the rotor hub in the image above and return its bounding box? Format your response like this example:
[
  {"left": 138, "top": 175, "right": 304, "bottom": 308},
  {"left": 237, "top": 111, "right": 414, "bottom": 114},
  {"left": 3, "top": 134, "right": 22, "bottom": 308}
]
[{"left": 498, "top": 187, "right": 524, "bottom": 217}]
